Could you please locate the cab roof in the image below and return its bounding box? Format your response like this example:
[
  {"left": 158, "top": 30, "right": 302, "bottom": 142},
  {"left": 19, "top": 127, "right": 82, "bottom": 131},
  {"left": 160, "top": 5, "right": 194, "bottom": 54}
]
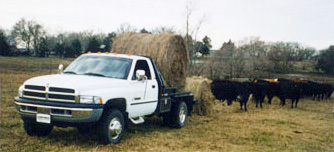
[{"left": 81, "top": 52, "right": 150, "bottom": 61}]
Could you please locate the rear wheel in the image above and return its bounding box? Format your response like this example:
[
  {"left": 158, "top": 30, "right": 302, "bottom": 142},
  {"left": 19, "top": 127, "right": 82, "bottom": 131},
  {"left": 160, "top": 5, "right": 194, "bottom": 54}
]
[
  {"left": 98, "top": 109, "right": 125, "bottom": 144},
  {"left": 166, "top": 101, "right": 188, "bottom": 128},
  {"left": 23, "top": 120, "right": 53, "bottom": 136}
]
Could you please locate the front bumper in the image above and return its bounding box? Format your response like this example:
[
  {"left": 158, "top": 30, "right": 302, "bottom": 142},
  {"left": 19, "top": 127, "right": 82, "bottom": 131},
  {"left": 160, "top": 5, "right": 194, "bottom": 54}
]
[{"left": 14, "top": 97, "right": 103, "bottom": 124}]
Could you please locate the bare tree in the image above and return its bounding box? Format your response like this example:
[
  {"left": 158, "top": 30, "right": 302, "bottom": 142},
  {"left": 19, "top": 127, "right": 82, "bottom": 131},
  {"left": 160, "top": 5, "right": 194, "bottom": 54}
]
[
  {"left": 184, "top": 1, "right": 210, "bottom": 77},
  {"left": 11, "top": 18, "right": 32, "bottom": 52},
  {"left": 116, "top": 23, "right": 137, "bottom": 34},
  {"left": 184, "top": 1, "right": 208, "bottom": 61},
  {"left": 11, "top": 18, "right": 45, "bottom": 56},
  {"left": 238, "top": 37, "right": 268, "bottom": 78},
  {"left": 151, "top": 26, "right": 176, "bottom": 34}
]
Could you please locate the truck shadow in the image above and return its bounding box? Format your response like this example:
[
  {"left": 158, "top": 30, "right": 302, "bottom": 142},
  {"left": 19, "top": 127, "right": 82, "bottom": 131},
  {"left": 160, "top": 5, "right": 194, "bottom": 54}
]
[{"left": 45, "top": 116, "right": 170, "bottom": 147}]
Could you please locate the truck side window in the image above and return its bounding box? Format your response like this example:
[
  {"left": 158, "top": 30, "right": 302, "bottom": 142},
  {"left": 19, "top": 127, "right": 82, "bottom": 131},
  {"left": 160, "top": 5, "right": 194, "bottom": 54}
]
[{"left": 132, "top": 60, "right": 151, "bottom": 80}]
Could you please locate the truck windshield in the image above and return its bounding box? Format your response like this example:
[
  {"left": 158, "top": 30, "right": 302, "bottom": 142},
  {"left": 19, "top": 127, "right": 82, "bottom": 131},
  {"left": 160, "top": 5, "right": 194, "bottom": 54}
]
[{"left": 64, "top": 55, "right": 132, "bottom": 79}]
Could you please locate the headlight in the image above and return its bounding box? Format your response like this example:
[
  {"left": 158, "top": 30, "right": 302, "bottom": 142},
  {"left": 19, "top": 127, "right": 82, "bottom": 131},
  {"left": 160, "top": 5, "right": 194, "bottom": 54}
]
[
  {"left": 18, "top": 85, "right": 23, "bottom": 97},
  {"left": 79, "top": 95, "right": 102, "bottom": 104}
]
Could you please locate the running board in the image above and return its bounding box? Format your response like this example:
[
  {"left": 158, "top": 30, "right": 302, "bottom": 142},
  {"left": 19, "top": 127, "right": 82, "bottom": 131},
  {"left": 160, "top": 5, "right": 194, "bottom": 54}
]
[{"left": 129, "top": 116, "right": 145, "bottom": 124}]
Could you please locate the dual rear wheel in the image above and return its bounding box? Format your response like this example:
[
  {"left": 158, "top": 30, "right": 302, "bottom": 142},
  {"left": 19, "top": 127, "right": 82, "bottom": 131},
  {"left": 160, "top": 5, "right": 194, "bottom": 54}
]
[{"left": 163, "top": 101, "right": 188, "bottom": 128}]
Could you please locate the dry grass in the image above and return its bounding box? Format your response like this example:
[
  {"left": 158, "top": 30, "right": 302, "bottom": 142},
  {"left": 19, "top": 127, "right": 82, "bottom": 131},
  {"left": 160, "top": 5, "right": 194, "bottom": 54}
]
[{"left": 1, "top": 57, "right": 333, "bottom": 151}]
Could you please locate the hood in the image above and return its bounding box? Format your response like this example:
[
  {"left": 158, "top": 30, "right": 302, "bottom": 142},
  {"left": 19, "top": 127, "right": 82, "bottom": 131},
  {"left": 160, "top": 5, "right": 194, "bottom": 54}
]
[{"left": 24, "top": 74, "right": 128, "bottom": 93}]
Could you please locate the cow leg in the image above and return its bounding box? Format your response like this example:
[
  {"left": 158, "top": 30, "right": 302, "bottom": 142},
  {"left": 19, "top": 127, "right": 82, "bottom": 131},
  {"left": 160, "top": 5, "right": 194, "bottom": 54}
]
[
  {"left": 244, "top": 101, "right": 248, "bottom": 111},
  {"left": 295, "top": 98, "right": 299, "bottom": 108},
  {"left": 268, "top": 95, "right": 273, "bottom": 104},
  {"left": 280, "top": 98, "right": 286, "bottom": 106},
  {"left": 321, "top": 93, "right": 325, "bottom": 100},
  {"left": 291, "top": 99, "right": 294, "bottom": 108},
  {"left": 239, "top": 100, "right": 243, "bottom": 110},
  {"left": 260, "top": 97, "right": 264, "bottom": 108}
]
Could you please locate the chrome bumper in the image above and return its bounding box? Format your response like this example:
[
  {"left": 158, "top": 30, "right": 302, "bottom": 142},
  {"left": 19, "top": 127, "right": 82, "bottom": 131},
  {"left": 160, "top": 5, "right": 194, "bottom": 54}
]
[{"left": 15, "top": 101, "right": 103, "bottom": 123}]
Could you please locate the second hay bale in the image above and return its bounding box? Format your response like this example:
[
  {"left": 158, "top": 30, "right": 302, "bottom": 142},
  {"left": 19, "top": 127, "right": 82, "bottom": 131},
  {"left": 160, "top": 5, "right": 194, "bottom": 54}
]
[{"left": 184, "top": 76, "right": 217, "bottom": 116}]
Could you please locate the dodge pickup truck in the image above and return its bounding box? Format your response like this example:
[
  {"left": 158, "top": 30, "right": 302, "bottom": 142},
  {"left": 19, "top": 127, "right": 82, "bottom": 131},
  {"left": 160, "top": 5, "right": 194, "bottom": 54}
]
[{"left": 15, "top": 53, "right": 194, "bottom": 144}]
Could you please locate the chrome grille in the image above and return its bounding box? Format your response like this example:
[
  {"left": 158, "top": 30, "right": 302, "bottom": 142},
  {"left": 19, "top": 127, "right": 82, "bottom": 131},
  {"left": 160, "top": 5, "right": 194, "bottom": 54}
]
[{"left": 23, "top": 85, "right": 76, "bottom": 103}]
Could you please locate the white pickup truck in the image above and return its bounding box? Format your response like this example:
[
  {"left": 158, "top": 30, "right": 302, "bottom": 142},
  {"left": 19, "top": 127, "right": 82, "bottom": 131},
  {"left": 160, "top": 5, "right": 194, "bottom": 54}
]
[{"left": 15, "top": 53, "right": 194, "bottom": 144}]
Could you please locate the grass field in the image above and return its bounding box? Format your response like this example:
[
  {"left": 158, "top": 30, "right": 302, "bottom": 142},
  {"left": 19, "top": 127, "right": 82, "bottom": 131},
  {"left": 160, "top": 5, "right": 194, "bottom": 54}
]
[{"left": 1, "top": 56, "right": 333, "bottom": 151}]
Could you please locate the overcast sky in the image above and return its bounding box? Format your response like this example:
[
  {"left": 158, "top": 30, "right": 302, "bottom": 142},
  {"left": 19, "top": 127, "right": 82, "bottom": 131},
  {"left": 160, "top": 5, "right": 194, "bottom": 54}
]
[{"left": 0, "top": 0, "right": 333, "bottom": 50}]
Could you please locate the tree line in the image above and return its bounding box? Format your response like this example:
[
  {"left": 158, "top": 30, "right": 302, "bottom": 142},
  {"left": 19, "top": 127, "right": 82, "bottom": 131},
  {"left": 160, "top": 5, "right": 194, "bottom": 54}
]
[
  {"left": 0, "top": 18, "right": 333, "bottom": 75},
  {"left": 190, "top": 37, "right": 333, "bottom": 77}
]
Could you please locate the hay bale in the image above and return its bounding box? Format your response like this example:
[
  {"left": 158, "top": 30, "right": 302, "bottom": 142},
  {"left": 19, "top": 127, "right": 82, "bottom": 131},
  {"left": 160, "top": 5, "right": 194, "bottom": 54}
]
[
  {"left": 112, "top": 32, "right": 188, "bottom": 89},
  {"left": 184, "top": 76, "right": 217, "bottom": 116}
]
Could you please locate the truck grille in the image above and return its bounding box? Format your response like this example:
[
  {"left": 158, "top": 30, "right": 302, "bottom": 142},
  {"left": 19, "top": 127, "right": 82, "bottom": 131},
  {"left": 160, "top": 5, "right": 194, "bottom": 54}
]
[{"left": 23, "top": 85, "right": 76, "bottom": 103}]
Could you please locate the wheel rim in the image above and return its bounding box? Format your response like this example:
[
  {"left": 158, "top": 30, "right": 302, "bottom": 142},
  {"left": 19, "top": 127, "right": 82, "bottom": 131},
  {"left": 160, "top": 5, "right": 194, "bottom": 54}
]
[
  {"left": 179, "top": 106, "right": 186, "bottom": 124},
  {"left": 109, "top": 117, "right": 122, "bottom": 140}
]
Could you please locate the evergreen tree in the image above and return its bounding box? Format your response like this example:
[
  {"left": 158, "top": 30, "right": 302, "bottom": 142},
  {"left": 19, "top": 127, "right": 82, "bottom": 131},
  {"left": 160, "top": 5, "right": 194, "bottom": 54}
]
[
  {"left": 0, "top": 30, "right": 11, "bottom": 56},
  {"left": 316, "top": 45, "right": 334, "bottom": 75},
  {"left": 71, "top": 39, "right": 82, "bottom": 56},
  {"left": 38, "top": 37, "right": 49, "bottom": 57},
  {"left": 87, "top": 37, "right": 101, "bottom": 52}
]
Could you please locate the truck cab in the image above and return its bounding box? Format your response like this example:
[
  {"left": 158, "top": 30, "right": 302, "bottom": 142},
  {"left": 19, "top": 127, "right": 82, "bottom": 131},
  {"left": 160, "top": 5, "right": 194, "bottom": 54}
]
[{"left": 15, "top": 53, "right": 194, "bottom": 144}]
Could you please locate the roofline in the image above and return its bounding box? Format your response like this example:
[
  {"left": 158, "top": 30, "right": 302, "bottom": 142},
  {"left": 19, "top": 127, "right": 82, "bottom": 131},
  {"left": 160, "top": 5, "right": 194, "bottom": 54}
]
[{"left": 80, "top": 52, "right": 149, "bottom": 60}]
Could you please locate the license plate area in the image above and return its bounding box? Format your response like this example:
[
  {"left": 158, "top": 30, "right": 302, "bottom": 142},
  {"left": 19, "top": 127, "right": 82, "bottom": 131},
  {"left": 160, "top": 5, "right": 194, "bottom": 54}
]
[{"left": 36, "top": 113, "right": 51, "bottom": 124}]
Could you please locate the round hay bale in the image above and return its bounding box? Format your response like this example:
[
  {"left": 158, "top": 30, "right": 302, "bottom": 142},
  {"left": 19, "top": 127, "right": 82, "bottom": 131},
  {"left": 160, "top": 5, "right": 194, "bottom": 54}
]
[
  {"left": 184, "top": 76, "right": 217, "bottom": 116},
  {"left": 112, "top": 32, "right": 189, "bottom": 89}
]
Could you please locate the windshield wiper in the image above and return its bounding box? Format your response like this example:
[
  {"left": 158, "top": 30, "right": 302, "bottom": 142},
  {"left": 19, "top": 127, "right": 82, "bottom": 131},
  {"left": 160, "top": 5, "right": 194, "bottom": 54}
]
[
  {"left": 63, "top": 71, "right": 77, "bottom": 74},
  {"left": 83, "top": 72, "right": 106, "bottom": 77}
]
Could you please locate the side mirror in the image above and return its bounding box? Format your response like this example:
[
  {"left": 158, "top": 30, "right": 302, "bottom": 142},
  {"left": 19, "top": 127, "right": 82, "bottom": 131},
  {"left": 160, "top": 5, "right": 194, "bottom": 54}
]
[
  {"left": 136, "top": 70, "right": 146, "bottom": 81},
  {"left": 58, "top": 64, "right": 63, "bottom": 74}
]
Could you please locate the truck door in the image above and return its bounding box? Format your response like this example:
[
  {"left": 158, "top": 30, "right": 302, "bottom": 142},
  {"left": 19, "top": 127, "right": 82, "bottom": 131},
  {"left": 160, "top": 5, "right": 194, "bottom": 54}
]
[{"left": 128, "top": 59, "right": 158, "bottom": 117}]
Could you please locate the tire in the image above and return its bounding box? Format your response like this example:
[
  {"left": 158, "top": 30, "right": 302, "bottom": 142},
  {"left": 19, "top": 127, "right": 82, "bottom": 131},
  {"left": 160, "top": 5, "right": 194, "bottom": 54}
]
[
  {"left": 98, "top": 109, "right": 125, "bottom": 144},
  {"left": 23, "top": 120, "right": 53, "bottom": 136},
  {"left": 168, "top": 101, "right": 188, "bottom": 128}
]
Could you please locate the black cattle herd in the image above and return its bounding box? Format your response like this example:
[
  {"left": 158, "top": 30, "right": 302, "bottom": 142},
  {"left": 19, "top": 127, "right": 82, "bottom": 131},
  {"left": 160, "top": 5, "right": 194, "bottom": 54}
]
[{"left": 211, "top": 78, "right": 334, "bottom": 111}]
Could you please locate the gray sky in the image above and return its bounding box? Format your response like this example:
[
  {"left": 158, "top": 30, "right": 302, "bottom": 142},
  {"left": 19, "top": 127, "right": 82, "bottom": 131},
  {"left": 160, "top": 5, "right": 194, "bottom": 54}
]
[{"left": 0, "top": 0, "right": 333, "bottom": 50}]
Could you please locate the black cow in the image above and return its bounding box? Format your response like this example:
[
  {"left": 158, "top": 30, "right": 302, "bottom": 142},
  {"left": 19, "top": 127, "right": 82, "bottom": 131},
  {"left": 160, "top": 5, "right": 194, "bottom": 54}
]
[
  {"left": 276, "top": 78, "right": 303, "bottom": 108},
  {"left": 299, "top": 80, "right": 333, "bottom": 101},
  {"left": 248, "top": 82, "right": 266, "bottom": 108},
  {"left": 211, "top": 80, "right": 251, "bottom": 111},
  {"left": 234, "top": 81, "right": 252, "bottom": 111},
  {"left": 252, "top": 78, "right": 303, "bottom": 108},
  {"left": 253, "top": 79, "right": 280, "bottom": 104},
  {"left": 323, "top": 83, "right": 334, "bottom": 100}
]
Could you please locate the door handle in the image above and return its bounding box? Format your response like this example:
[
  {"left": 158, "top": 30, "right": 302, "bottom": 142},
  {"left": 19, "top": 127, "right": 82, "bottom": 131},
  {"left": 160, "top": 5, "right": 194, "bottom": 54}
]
[{"left": 152, "top": 85, "right": 155, "bottom": 88}]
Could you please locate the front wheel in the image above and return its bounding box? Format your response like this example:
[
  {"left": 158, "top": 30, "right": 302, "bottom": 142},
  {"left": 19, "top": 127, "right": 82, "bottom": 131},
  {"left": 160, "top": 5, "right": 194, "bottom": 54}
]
[
  {"left": 166, "top": 101, "right": 188, "bottom": 128},
  {"left": 98, "top": 109, "right": 125, "bottom": 144}
]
